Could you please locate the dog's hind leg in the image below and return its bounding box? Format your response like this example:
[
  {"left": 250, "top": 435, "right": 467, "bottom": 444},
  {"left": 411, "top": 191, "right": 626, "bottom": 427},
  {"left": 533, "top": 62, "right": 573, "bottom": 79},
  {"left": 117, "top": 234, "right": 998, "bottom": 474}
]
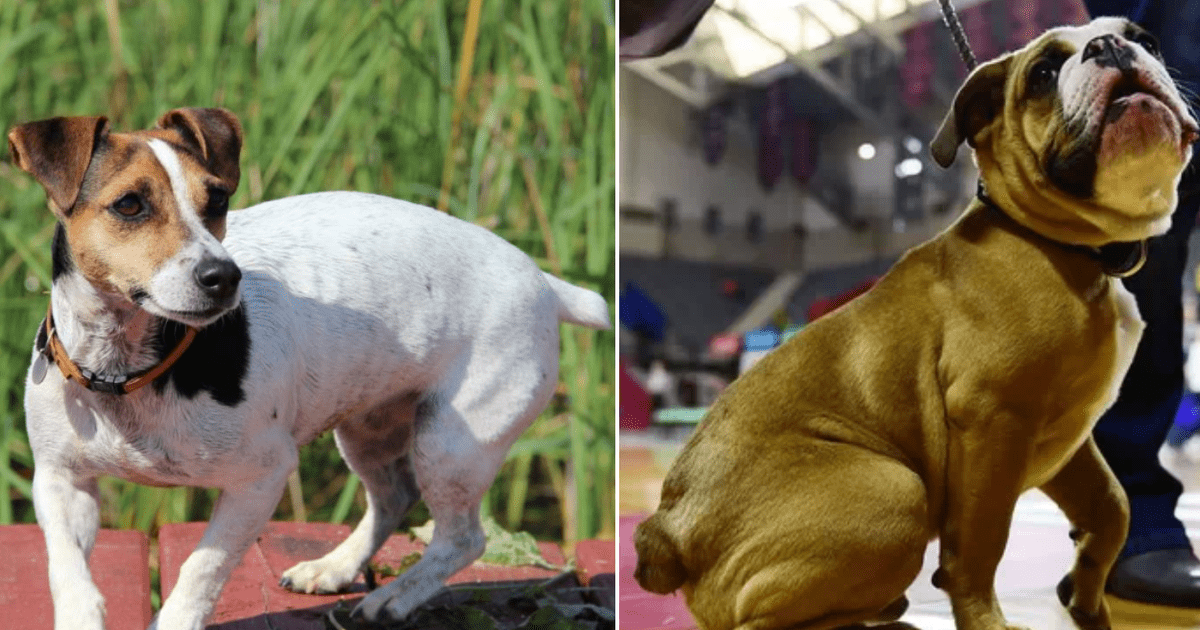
[
  {"left": 353, "top": 350, "right": 559, "bottom": 623},
  {"left": 281, "top": 394, "right": 423, "bottom": 594},
  {"left": 350, "top": 405, "right": 500, "bottom": 622},
  {"left": 712, "top": 452, "right": 928, "bottom": 630}
]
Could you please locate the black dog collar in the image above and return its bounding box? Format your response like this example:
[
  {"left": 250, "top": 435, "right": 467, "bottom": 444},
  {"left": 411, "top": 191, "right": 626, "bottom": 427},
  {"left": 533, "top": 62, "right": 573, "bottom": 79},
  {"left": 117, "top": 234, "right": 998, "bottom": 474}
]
[{"left": 975, "top": 183, "right": 1147, "bottom": 278}]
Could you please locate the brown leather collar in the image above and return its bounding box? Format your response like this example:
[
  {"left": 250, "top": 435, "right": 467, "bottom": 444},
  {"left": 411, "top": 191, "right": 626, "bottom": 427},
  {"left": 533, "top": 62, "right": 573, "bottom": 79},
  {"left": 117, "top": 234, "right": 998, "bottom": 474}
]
[
  {"left": 39, "top": 303, "right": 197, "bottom": 395},
  {"left": 975, "top": 185, "right": 1148, "bottom": 279}
]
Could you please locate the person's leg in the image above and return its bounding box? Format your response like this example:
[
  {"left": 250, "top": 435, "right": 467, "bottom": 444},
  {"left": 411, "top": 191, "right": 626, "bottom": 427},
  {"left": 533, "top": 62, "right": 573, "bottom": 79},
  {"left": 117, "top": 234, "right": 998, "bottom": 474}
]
[{"left": 1091, "top": 162, "right": 1200, "bottom": 605}]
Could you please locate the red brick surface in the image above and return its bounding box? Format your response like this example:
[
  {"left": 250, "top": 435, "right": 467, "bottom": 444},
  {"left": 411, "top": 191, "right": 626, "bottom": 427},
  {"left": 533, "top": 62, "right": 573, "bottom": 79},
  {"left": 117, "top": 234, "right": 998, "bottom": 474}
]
[
  {"left": 2, "top": 524, "right": 153, "bottom": 630},
  {"left": 159, "top": 521, "right": 569, "bottom": 629},
  {"left": 620, "top": 515, "right": 698, "bottom": 630}
]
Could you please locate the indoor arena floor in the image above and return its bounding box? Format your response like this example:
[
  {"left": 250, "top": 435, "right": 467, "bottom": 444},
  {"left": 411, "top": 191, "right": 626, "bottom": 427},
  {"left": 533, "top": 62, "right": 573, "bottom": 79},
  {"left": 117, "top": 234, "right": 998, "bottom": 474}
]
[{"left": 619, "top": 431, "right": 1200, "bottom": 630}]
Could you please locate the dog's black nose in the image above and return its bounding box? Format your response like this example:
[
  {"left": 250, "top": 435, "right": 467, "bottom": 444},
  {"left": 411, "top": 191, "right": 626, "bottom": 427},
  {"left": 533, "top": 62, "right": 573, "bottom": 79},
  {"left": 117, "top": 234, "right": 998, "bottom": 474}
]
[
  {"left": 194, "top": 257, "right": 241, "bottom": 301},
  {"left": 1083, "top": 34, "right": 1135, "bottom": 71}
]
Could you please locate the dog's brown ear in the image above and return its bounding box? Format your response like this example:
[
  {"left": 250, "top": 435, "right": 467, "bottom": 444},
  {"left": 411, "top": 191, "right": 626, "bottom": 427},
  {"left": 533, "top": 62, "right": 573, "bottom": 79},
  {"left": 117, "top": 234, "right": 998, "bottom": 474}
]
[
  {"left": 157, "top": 108, "right": 243, "bottom": 190},
  {"left": 931, "top": 55, "right": 1011, "bottom": 168},
  {"left": 8, "top": 116, "right": 109, "bottom": 215}
]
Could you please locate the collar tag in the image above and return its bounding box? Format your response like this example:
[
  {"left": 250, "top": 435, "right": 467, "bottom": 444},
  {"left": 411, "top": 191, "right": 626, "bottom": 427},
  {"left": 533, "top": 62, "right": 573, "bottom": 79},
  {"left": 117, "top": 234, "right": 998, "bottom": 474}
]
[{"left": 30, "top": 352, "right": 48, "bottom": 385}]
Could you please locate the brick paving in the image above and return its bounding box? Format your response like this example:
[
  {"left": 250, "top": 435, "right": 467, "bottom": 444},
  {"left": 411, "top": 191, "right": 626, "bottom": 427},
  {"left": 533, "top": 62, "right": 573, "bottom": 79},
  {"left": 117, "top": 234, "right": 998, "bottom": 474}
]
[{"left": 6, "top": 522, "right": 613, "bottom": 629}]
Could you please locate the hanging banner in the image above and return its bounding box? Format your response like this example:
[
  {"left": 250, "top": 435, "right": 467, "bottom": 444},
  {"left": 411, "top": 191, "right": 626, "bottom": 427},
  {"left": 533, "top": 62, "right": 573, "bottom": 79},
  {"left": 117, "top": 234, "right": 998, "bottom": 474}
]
[
  {"left": 790, "top": 117, "right": 819, "bottom": 184},
  {"left": 702, "top": 101, "right": 729, "bottom": 166},
  {"left": 961, "top": 3, "right": 997, "bottom": 63},
  {"left": 1061, "top": 0, "right": 1090, "bottom": 26},
  {"left": 901, "top": 22, "right": 933, "bottom": 110},
  {"left": 1009, "top": 0, "right": 1042, "bottom": 49},
  {"left": 757, "top": 80, "right": 786, "bottom": 191}
]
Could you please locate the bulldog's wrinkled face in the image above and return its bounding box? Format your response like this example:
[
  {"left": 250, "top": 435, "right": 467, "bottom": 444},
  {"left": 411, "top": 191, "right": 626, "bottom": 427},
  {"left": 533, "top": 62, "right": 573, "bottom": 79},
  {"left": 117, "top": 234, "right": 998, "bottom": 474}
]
[{"left": 932, "top": 17, "right": 1199, "bottom": 246}]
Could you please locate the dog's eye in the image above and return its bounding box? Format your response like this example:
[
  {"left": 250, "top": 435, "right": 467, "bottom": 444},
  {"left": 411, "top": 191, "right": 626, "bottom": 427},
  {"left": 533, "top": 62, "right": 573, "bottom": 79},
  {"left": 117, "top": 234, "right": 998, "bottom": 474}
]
[
  {"left": 1029, "top": 58, "right": 1061, "bottom": 92},
  {"left": 111, "top": 193, "right": 145, "bottom": 219},
  {"left": 1133, "top": 32, "right": 1160, "bottom": 57},
  {"left": 206, "top": 188, "right": 229, "bottom": 219}
]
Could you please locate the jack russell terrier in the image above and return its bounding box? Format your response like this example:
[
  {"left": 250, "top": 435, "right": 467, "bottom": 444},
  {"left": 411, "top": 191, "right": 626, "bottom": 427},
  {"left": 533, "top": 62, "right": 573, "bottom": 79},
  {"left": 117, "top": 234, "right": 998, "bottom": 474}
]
[{"left": 8, "top": 107, "right": 610, "bottom": 629}]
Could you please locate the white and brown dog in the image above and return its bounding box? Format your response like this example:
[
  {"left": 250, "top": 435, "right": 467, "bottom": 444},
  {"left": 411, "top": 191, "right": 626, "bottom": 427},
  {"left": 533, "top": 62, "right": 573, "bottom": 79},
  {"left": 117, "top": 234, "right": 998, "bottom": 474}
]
[
  {"left": 634, "top": 17, "right": 1196, "bottom": 630},
  {"left": 8, "top": 108, "right": 610, "bottom": 629}
]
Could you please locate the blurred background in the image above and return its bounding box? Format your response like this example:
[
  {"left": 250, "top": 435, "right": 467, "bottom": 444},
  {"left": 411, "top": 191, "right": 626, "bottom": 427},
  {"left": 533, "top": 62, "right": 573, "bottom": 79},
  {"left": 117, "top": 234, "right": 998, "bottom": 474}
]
[{"left": 0, "top": 0, "right": 615, "bottom": 559}]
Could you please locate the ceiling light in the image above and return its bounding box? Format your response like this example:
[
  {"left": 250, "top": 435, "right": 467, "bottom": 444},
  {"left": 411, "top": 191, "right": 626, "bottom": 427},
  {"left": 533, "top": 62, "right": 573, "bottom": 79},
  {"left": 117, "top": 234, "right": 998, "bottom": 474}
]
[
  {"left": 894, "top": 157, "right": 924, "bottom": 178},
  {"left": 858, "top": 143, "right": 876, "bottom": 160}
]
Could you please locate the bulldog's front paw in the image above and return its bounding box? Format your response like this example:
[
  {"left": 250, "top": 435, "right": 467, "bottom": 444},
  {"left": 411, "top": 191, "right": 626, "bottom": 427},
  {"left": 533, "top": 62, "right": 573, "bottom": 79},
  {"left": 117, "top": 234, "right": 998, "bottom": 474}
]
[{"left": 1057, "top": 574, "right": 1112, "bottom": 630}]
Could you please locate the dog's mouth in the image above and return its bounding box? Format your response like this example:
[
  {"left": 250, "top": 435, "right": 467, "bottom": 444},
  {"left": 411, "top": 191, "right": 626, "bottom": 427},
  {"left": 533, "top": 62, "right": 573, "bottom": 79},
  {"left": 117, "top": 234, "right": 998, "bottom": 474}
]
[
  {"left": 1099, "top": 74, "right": 1199, "bottom": 151},
  {"left": 140, "top": 296, "right": 237, "bottom": 328}
]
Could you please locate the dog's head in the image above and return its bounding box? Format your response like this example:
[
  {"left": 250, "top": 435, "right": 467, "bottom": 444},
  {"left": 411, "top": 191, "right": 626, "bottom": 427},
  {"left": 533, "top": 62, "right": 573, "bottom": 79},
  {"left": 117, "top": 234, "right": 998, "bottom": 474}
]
[
  {"left": 8, "top": 108, "right": 244, "bottom": 327},
  {"left": 932, "top": 17, "right": 1198, "bottom": 246}
]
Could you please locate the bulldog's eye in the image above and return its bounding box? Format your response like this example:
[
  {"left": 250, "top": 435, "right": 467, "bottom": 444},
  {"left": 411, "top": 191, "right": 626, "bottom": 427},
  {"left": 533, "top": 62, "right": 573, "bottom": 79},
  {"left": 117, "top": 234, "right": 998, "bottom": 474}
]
[
  {"left": 110, "top": 193, "right": 146, "bottom": 219},
  {"left": 1133, "top": 32, "right": 1160, "bottom": 57},
  {"left": 205, "top": 188, "right": 230, "bottom": 220},
  {"left": 1029, "top": 58, "right": 1061, "bottom": 93}
]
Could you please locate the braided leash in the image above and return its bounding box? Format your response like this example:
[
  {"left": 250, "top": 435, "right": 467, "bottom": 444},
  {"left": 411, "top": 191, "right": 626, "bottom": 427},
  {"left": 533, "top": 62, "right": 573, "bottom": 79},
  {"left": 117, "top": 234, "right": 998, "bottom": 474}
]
[{"left": 937, "top": 0, "right": 977, "bottom": 71}]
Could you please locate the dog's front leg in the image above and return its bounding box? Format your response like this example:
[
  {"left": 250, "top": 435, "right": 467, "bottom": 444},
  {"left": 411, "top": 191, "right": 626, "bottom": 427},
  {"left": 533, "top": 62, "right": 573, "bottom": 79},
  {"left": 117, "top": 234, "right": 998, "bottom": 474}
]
[
  {"left": 938, "top": 407, "right": 1032, "bottom": 630},
  {"left": 1040, "top": 436, "right": 1128, "bottom": 630},
  {"left": 33, "top": 466, "right": 104, "bottom": 630},
  {"left": 152, "top": 447, "right": 296, "bottom": 630}
]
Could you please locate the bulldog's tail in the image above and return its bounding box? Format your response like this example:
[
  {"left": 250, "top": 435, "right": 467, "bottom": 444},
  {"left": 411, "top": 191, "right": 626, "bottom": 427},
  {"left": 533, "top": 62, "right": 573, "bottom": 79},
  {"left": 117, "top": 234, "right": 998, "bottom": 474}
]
[
  {"left": 633, "top": 513, "right": 688, "bottom": 594},
  {"left": 544, "top": 273, "right": 611, "bottom": 329}
]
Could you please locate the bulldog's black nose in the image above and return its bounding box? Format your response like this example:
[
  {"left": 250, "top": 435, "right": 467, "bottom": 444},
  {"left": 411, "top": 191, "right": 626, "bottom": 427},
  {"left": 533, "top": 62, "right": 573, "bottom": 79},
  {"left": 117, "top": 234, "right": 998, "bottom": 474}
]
[
  {"left": 1083, "top": 34, "right": 1135, "bottom": 71},
  {"left": 194, "top": 257, "right": 241, "bottom": 301}
]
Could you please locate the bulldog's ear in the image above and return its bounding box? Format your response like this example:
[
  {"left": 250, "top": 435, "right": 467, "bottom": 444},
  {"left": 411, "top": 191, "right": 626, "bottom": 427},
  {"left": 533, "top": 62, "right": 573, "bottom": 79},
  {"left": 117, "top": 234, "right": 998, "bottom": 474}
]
[
  {"left": 157, "top": 108, "right": 243, "bottom": 190},
  {"left": 7, "top": 116, "right": 109, "bottom": 215},
  {"left": 931, "top": 56, "right": 1011, "bottom": 168}
]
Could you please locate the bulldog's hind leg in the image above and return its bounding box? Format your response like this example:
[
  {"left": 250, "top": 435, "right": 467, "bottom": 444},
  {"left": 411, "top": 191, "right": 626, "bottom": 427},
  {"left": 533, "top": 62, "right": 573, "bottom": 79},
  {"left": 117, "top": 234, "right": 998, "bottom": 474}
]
[
  {"left": 1041, "top": 436, "right": 1128, "bottom": 630},
  {"left": 714, "top": 452, "right": 929, "bottom": 630},
  {"left": 281, "top": 394, "right": 423, "bottom": 594}
]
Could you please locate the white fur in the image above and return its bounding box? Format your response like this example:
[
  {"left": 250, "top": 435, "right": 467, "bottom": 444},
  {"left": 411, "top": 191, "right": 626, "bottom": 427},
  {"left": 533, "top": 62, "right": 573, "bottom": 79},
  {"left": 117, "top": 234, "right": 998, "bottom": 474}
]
[
  {"left": 27, "top": 187, "right": 610, "bottom": 630},
  {"left": 1054, "top": 18, "right": 1187, "bottom": 128},
  {"left": 1052, "top": 18, "right": 1196, "bottom": 233},
  {"left": 144, "top": 139, "right": 239, "bottom": 323}
]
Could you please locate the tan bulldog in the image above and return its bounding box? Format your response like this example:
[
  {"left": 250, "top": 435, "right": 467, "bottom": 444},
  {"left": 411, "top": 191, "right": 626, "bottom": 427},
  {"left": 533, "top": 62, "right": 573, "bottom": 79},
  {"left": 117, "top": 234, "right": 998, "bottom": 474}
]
[{"left": 633, "top": 17, "right": 1198, "bottom": 630}]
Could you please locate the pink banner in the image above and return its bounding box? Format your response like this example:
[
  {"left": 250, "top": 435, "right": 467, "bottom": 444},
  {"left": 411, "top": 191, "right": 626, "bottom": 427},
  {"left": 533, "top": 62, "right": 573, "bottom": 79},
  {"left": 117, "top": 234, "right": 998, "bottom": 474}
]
[
  {"left": 901, "top": 22, "right": 933, "bottom": 110},
  {"left": 757, "top": 81, "right": 786, "bottom": 191}
]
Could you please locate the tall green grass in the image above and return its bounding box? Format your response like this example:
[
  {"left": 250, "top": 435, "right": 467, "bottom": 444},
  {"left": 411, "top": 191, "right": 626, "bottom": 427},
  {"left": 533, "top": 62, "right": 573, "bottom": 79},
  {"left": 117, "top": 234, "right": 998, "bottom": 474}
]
[{"left": 0, "top": 0, "right": 615, "bottom": 544}]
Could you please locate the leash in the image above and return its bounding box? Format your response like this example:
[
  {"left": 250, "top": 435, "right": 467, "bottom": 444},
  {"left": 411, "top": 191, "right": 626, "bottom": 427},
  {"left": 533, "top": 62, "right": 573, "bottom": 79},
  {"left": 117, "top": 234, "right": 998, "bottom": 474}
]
[
  {"left": 37, "top": 302, "right": 198, "bottom": 395},
  {"left": 936, "top": 0, "right": 1148, "bottom": 278},
  {"left": 937, "top": 0, "right": 977, "bottom": 71}
]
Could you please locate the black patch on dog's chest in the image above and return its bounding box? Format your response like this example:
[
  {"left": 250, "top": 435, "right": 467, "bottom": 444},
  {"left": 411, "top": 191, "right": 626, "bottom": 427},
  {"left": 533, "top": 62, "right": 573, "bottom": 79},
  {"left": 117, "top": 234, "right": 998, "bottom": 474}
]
[
  {"left": 152, "top": 306, "right": 250, "bottom": 406},
  {"left": 51, "top": 222, "right": 73, "bottom": 281}
]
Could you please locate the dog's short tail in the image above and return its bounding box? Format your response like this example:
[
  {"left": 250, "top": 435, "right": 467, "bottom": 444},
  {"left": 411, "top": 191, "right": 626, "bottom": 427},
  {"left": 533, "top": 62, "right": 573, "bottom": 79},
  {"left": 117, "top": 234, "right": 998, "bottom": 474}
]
[
  {"left": 543, "top": 273, "right": 611, "bottom": 329},
  {"left": 633, "top": 513, "right": 688, "bottom": 594}
]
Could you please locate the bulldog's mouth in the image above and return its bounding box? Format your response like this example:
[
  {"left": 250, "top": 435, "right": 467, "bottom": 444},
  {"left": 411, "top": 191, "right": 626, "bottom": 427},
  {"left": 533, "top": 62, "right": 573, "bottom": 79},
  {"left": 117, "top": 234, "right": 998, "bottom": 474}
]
[{"left": 1099, "top": 74, "right": 1199, "bottom": 153}]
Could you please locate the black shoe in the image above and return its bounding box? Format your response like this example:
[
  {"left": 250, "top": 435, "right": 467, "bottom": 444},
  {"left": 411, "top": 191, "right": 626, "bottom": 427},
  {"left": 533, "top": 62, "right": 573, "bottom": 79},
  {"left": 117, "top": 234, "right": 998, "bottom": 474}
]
[{"left": 1105, "top": 548, "right": 1200, "bottom": 608}]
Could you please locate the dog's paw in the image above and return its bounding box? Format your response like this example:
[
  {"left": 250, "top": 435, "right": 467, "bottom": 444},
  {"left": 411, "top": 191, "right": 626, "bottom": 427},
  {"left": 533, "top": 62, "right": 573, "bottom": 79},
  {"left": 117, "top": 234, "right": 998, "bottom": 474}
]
[
  {"left": 279, "top": 558, "right": 359, "bottom": 594},
  {"left": 1056, "top": 574, "right": 1112, "bottom": 630},
  {"left": 350, "top": 593, "right": 407, "bottom": 626},
  {"left": 351, "top": 584, "right": 431, "bottom": 626}
]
